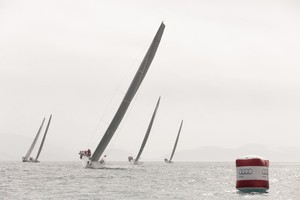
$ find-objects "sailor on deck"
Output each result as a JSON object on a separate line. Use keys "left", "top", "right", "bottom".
{"left": 128, "top": 156, "right": 133, "bottom": 162}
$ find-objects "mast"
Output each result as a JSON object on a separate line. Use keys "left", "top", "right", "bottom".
{"left": 91, "top": 22, "right": 165, "bottom": 162}
{"left": 135, "top": 97, "right": 161, "bottom": 162}
{"left": 35, "top": 114, "right": 52, "bottom": 161}
{"left": 24, "top": 118, "right": 45, "bottom": 160}
{"left": 169, "top": 120, "right": 183, "bottom": 163}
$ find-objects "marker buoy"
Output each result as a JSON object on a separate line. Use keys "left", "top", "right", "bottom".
{"left": 236, "top": 155, "right": 269, "bottom": 192}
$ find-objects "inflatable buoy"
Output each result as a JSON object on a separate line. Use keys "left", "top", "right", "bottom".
{"left": 236, "top": 155, "right": 269, "bottom": 192}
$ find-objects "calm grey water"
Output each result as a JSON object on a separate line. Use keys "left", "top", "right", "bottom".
{"left": 0, "top": 161, "right": 299, "bottom": 200}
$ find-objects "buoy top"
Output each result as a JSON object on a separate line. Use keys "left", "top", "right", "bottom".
{"left": 237, "top": 155, "right": 265, "bottom": 160}
{"left": 236, "top": 155, "right": 269, "bottom": 167}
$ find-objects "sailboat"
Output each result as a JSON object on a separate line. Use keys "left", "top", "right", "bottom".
{"left": 79, "top": 22, "right": 165, "bottom": 169}
{"left": 128, "top": 97, "right": 161, "bottom": 165}
{"left": 22, "top": 115, "right": 52, "bottom": 163}
{"left": 164, "top": 120, "right": 183, "bottom": 163}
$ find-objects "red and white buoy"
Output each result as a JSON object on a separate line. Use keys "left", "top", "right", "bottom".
{"left": 236, "top": 155, "right": 269, "bottom": 192}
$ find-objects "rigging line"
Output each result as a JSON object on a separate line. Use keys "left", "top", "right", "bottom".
{"left": 86, "top": 59, "right": 144, "bottom": 149}
{"left": 98, "top": 64, "right": 147, "bottom": 156}
{"left": 86, "top": 21, "right": 159, "bottom": 152}
{"left": 104, "top": 95, "right": 139, "bottom": 155}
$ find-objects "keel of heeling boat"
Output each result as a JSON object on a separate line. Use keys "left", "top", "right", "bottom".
{"left": 81, "top": 156, "right": 106, "bottom": 169}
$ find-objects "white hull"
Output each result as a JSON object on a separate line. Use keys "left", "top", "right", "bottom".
{"left": 81, "top": 156, "right": 106, "bottom": 169}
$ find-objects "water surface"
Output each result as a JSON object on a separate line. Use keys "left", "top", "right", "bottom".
{"left": 1, "top": 162, "right": 299, "bottom": 199}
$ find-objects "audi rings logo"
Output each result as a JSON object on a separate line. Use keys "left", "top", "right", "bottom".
{"left": 262, "top": 168, "right": 268, "bottom": 176}
{"left": 239, "top": 168, "right": 253, "bottom": 175}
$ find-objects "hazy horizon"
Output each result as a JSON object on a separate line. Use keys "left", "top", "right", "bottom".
{"left": 1, "top": 132, "right": 299, "bottom": 162}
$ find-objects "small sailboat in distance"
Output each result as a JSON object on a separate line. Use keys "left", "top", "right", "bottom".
{"left": 128, "top": 97, "right": 161, "bottom": 165}
{"left": 79, "top": 22, "right": 165, "bottom": 169}
{"left": 164, "top": 120, "right": 183, "bottom": 163}
{"left": 22, "top": 118, "right": 45, "bottom": 162}
{"left": 22, "top": 115, "right": 52, "bottom": 163}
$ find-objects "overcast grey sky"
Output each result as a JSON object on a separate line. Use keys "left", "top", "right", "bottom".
{"left": 1, "top": 0, "right": 300, "bottom": 161}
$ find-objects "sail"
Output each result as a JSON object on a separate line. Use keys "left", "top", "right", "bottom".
{"left": 24, "top": 118, "right": 45, "bottom": 160}
{"left": 135, "top": 97, "right": 161, "bottom": 162}
{"left": 35, "top": 114, "right": 52, "bottom": 161}
{"left": 91, "top": 22, "right": 165, "bottom": 162}
{"left": 169, "top": 120, "right": 183, "bottom": 162}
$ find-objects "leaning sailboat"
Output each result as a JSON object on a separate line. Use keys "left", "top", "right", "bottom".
{"left": 164, "top": 120, "right": 183, "bottom": 163}
{"left": 22, "top": 115, "right": 52, "bottom": 163}
{"left": 32, "top": 115, "right": 52, "bottom": 162}
{"left": 79, "top": 22, "right": 165, "bottom": 169}
{"left": 22, "top": 118, "right": 45, "bottom": 162}
{"left": 128, "top": 97, "right": 161, "bottom": 165}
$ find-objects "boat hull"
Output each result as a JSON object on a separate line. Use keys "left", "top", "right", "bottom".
{"left": 81, "top": 156, "right": 106, "bottom": 169}
{"left": 22, "top": 157, "right": 39, "bottom": 163}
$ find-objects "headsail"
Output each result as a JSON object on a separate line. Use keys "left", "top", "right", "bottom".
{"left": 91, "top": 22, "right": 165, "bottom": 162}
{"left": 168, "top": 120, "right": 183, "bottom": 163}
{"left": 23, "top": 118, "right": 45, "bottom": 161}
{"left": 35, "top": 114, "right": 52, "bottom": 161}
{"left": 135, "top": 97, "right": 161, "bottom": 162}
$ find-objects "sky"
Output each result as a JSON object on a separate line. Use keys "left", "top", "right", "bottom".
{"left": 1, "top": 0, "right": 300, "bottom": 161}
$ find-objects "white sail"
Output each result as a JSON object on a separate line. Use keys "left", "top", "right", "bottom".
{"left": 133, "top": 97, "right": 161, "bottom": 164}
{"left": 34, "top": 114, "right": 52, "bottom": 162}
{"left": 22, "top": 118, "right": 45, "bottom": 162}
{"left": 165, "top": 120, "right": 183, "bottom": 163}
{"left": 80, "top": 22, "right": 165, "bottom": 168}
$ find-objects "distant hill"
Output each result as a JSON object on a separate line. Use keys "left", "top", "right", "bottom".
{"left": 0, "top": 132, "right": 75, "bottom": 161}
{"left": 107, "top": 144, "right": 300, "bottom": 162}
{"left": 169, "top": 144, "right": 300, "bottom": 162}
{"left": 0, "top": 132, "right": 134, "bottom": 161}
{"left": 1, "top": 133, "right": 299, "bottom": 162}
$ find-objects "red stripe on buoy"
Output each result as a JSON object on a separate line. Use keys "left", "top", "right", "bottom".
{"left": 236, "top": 158, "right": 269, "bottom": 167}
{"left": 236, "top": 180, "right": 269, "bottom": 189}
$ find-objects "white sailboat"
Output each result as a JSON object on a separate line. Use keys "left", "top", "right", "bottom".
{"left": 164, "top": 120, "right": 183, "bottom": 163}
{"left": 22, "top": 115, "right": 52, "bottom": 163}
{"left": 79, "top": 22, "right": 165, "bottom": 169}
{"left": 128, "top": 97, "right": 161, "bottom": 165}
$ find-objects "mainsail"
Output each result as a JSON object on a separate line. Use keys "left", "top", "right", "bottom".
{"left": 168, "top": 120, "right": 183, "bottom": 163}
{"left": 35, "top": 114, "right": 52, "bottom": 161}
{"left": 23, "top": 118, "right": 45, "bottom": 161}
{"left": 91, "top": 22, "right": 165, "bottom": 162}
{"left": 135, "top": 97, "right": 161, "bottom": 162}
